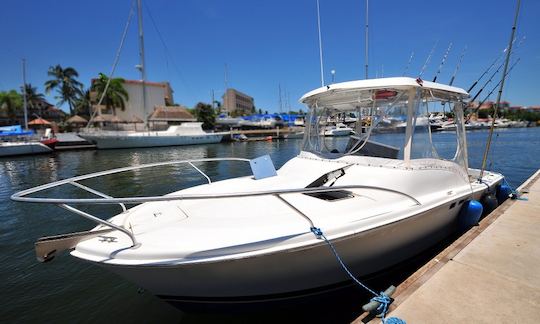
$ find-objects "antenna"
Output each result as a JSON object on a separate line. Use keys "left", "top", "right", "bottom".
{"left": 364, "top": 0, "right": 369, "bottom": 79}
{"left": 419, "top": 40, "right": 438, "bottom": 78}
{"left": 403, "top": 51, "right": 414, "bottom": 76}
{"left": 316, "top": 0, "right": 325, "bottom": 86}
{"left": 432, "top": 42, "right": 452, "bottom": 82}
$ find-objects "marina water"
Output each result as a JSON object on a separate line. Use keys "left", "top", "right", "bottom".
{"left": 1, "top": 128, "right": 539, "bottom": 323}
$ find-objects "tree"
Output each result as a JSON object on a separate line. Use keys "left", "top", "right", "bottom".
{"left": 21, "top": 83, "right": 45, "bottom": 115}
{"left": 194, "top": 102, "right": 216, "bottom": 130}
{"left": 44, "top": 64, "right": 83, "bottom": 115}
{"left": 91, "top": 73, "right": 129, "bottom": 116}
{"left": 74, "top": 89, "right": 92, "bottom": 118}
{"left": 0, "top": 90, "right": 23, "bottom": 120}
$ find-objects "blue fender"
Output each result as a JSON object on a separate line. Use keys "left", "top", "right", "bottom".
{"left": 458, "top": 200, "right": 483, "bottom": 230}
{"left": 496, "top": 183, "right": 512, "bottom": 204}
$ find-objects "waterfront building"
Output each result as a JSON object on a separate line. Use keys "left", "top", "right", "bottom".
{"left": 90, "top": 79, "right": 195, "bottom": 128}
{"left": 222, "top": 88, "right": 254, "bottom": 116}
{"left": 0, "top": 99, "right": 65, "bottom": 126}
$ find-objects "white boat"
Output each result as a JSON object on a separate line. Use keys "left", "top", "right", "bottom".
{"left": 284, "top": 131, "right": 305, "bottom": 139}
{"left": 293, "top": 116, "right": 305, "bottom": 127}
{"left": 12, "top": 77, "right": 506, "bottom": 310}
{"left": 84, "top": 1, "right": 224, "bottom": 149}
{"left": 0, "top": 125, "right": 54, "bottom": 157}
{"left": 80, "top": 123, "right": 224, "bottom": 149}
{"left": 322, "top": 123, "right": 354, "bottom": 136}
{"left": 0, "top": 141, "right": 52, "bottom": 157}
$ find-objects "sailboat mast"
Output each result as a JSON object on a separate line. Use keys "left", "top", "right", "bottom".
{"left": 364, "top": 0, "right": 369, "bottom": 79}
{"left": 21, "top": 58, "right": 28, "bottom": 130}
{"left": 136, "top": 0, "right": 148, "bottom": 125}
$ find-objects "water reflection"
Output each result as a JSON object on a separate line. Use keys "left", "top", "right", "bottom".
{"left": 1, "top": 129, "right": 539, "bottom": 323}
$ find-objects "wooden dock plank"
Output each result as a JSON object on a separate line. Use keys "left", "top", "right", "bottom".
{"left": 354, "top": 169, "right": 540, "bottom": 323}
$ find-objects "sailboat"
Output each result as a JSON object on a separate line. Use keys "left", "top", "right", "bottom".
{"left": 0, "top": 60, "right": 54, "bottom": 157}
{"left": 80, "top": 0, "right": 224, "bottom": 149}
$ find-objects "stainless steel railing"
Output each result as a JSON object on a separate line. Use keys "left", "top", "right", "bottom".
{"left": 11, "top": 157, "right": 420, "bottom": 248}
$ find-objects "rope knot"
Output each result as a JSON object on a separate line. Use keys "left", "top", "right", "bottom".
{"left": 371, "top": 292, "right": 392, "bottom": 316}
{"left": 310, "top": 226, "right": 323, "bottom": 238}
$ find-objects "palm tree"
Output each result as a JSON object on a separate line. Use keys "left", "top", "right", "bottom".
{"left": 44, "top": 65, "right": 83, "bottom": 115}
{"left": 0, "top": 90, "right": 23, "bottom": 121}
{"left": 74, "top": 89, "right": 92, "bottom": 118}
{"left": 21, "top": 83, "right": 46, "bottom": 115}
{"left": 91, "top": 73, "right": 129, "bottom": 116}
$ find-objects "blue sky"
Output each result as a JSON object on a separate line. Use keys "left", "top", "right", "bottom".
{"left": 1, "top": 0, "right": 538, "bottom": 112}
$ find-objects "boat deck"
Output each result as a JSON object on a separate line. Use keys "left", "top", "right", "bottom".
{"left": 354, "top": 169, "right": 540, "bottom": 323}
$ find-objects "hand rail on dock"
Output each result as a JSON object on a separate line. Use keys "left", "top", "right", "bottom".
{"left": 11, "top": 157, "right": 420, "bottom": 248}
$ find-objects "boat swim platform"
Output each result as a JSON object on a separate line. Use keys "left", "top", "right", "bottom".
{"left": 354, "top": 169, "right": 540, "bottom": 324}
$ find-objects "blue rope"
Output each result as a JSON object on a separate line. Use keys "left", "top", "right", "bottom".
{"left": 310, "top": 227, "right": 405, "bottom": 324}
{"left": 503, "top": 177, "right": 528, "bottom": 201}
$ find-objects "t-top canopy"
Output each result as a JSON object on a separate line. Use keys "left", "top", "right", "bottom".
{"left": 300, "top": 77, "right": 469, "bottom": 109}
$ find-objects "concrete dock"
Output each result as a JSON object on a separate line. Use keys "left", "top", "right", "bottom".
{"left": 355, "top": 169, "right": 540, "bottom": 323}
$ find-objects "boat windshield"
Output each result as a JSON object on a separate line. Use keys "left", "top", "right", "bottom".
{"left": 301, "top": 86, "right": 468, "bottom": 170}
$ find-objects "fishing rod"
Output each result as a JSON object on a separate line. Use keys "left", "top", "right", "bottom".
{"left": 418, "top": 40, "right": 438, "bottom": 79}
{"left": 466, "top": 58, "right": 520, "bottom": 122}
{"left": 402, "top": 51, "right": 414, "bottom": 76}
{"left": 432, "top": 42, "right": 452, "bottom": 82}
{"left": 449, "top": 46, "right": 467, "bottom": 86}
{"left": 469, "top": 59, "right": 505, "bottom": 102}
{"left": 467, "top": 36, "right": 521, "bottom": 93}
{"left": 469, "top": 36, "right": 524, "bottom": 102}
{"left": 479, "top": 59, "right": 521, "bottom": 109}
{"left": 479, "top": 0, "right": 521, "bottom": 180}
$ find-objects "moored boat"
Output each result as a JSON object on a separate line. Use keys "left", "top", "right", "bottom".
{"left": 80, "top": 123, "right": 224, "bottom": 149}
{"left": 0, "top": 125, "right": 54, "bottom": 157}
{"left": 12, "top": 77, "right": 507, "bottom": 310}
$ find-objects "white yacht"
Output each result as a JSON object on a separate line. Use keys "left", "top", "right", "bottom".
{"left": 322, "top": 123, "right": 354, "bottom": 136}
{"left": 13, "top": 77, "right": 506, "bottom": 310}
{"left": 80, "top": 123, "right": 224, "bottom": 149}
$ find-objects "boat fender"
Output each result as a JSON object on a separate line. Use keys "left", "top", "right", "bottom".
{"left": 496, "top": 183, "right": 512, "bottom": 204}
{"left": 481, "top": 193, "right": 498, "bottom": 216}
{"left": 458, "top": 200, "right": 483, "bottom": 229}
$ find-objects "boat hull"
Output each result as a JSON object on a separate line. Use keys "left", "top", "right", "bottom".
{"left": 323, "top": 129, "right": 352, "bottom": 136}
{"left": 81, "top": 133, "right": 223, "bottom": 149}
{"left": 96, "top": 198, "right": 462, "bottom": 309}
{"left": 0, "top": 142, "right": 53, "bottom": 157}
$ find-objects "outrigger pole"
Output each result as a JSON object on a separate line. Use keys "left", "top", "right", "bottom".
{"left": 479, "top": 0, "right": 521, "bottom": 180}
